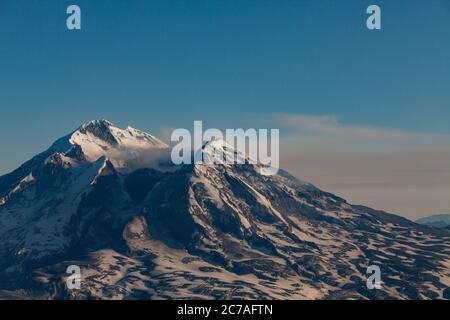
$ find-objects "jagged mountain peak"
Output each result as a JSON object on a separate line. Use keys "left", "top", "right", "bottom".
{"left": 69, "top": 120, "right": 169, "bottom": 166}
{"left": 79, "top": 119, "right": 115, "bottom": 131}
{"left": 77, "top": 119, "right": 118, "bottom": 145}
{"left": 0, "top": 121, "right": 169, "bottom": 201}
{"left": 72, "top": 119, "right": 168, "bottom": 151}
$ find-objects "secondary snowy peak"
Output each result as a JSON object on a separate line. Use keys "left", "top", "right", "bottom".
{"left": 69, "top": 120, "right": 169, "bottom": 163}
{"left": 198, "top": 138, "right": 276, "bottom": 175}
{"left": 199, "top": 138, "right": 251, "bottom": 166}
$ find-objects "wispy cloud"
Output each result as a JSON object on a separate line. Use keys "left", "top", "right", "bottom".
{"left": 274, "top": 114, "right": 450, "bottom": 143}
{"left": 262, "top": 113, "right": 450, "bottom": 219}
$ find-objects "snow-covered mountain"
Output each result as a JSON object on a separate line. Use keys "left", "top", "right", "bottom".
{"left": 0, "top": 120, "right": 449, "bottom": 300}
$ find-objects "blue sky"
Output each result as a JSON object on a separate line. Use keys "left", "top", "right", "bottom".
{"left": 1, "top": 0, "right": 449, "bottom": 217}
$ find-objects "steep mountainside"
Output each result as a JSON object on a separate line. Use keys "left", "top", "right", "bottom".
{"left": 0, "top": 120, "right": 449, "bottom": 300}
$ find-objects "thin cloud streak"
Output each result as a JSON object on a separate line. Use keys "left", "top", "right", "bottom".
{"left": 266, "top": 113, "right": 450, "bottom": 219}
{"left": 275, "top": 114, "right": 450, "bottom": 143}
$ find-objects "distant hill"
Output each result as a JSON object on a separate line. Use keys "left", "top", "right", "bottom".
{"left": 416, "top": 214, "right": 450, "bottom": 228}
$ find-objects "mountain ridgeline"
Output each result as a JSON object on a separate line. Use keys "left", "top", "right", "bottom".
{"left": 0, "top": 120, "right": 449, "bottom": 300}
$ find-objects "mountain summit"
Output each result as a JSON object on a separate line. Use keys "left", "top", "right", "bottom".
{"left": 72, "top": 119, "right": 168, "bottom": 158}
{"left": 0, "top": 121, "right": 449, "bottom": 300}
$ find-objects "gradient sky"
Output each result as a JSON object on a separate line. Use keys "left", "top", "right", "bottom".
{"left": 1, "top": 0, "right": 449, "bottom": 218}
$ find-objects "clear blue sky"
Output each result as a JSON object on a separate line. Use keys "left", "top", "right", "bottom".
{"left": 1, "top": 0, "right": 450, "bottom": 174}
